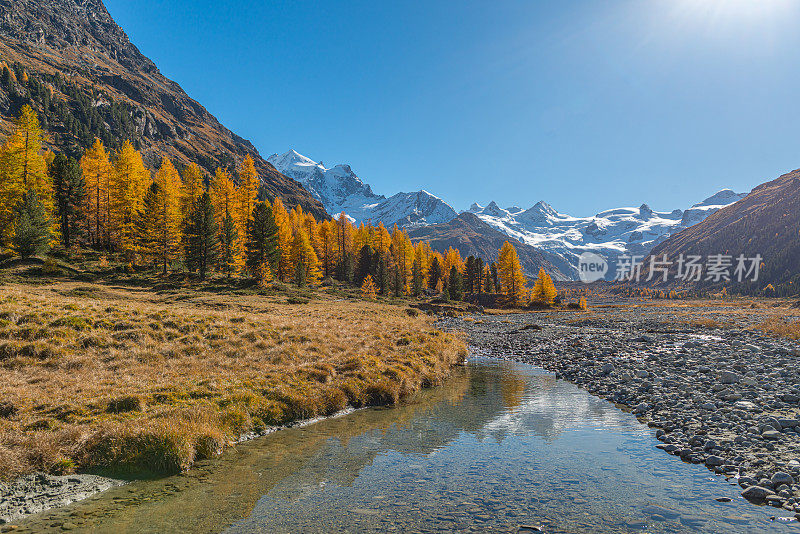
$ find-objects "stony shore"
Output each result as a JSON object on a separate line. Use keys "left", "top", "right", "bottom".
{"left": 0, "top": 474, "right": 123, "bottom": 525}
{"left": 441, "top": 305, "right": 800, "bottom": 518}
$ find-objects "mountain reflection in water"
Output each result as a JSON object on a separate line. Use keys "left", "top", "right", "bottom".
{"left": 16, "top": 358, "right": 797, "bottom": 534}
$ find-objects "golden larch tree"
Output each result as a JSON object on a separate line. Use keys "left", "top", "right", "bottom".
{"left": 237, "top": 155, "right": 259, "bottom": 229}
{"left": 291, "top": 228, "right": 322, "bottom": 287}
{"left": 181, "top": 162, "right": 205, "bottom": 218}
{"left": 151, "top": 158, "right": 183, "bottom": 272}
{"left": 111, "top": 140, "right": 149, "bottom": 257}
{"left": 530, "top": 267, "right": 557, "bottom": 306}
{"left": 81, "top": 138, "right": 114, "bottom": 248}
{"left": 497, "top": 241, "right": 528, "bottom": 307}
{"left": 0, "top": 105, "right": 51, "bottom": 244}
{"left": 361, "top": 274, "right": 378, "bottom": 300}
{"left": 272, "top": 197, "right": 294, "bottom": 282}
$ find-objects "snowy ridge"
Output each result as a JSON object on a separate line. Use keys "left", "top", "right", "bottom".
{"left": 267, "top": 150, "right": 457, "bottom": 228}
{"left": 269, "top": 149, "right": 747, "bottom": 280}
{"left": 467, "top": 189, "right": 748, "bottom": 279}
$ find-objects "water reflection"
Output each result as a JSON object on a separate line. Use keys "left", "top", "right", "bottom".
{"left": 15, "top": 358, "right": 800, "bottom": 533}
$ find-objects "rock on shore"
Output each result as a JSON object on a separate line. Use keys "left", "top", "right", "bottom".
{"left": 0, "top": 473, "right": 123, "bottom": 525}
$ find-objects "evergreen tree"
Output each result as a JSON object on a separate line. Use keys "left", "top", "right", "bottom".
{"left": 483, "top": 265, "right": 493, "bottom": 293}
{"left": 428, "top": 256, "right": 443, "bottom": 290}
{"left": 356, "top": 244, "right": 374, "bottom": 286}
{"left": 412, "top": 254, "right": 424, "bottom": 296}
{"left": 448, "top": 265, "right": 464, "bottom": 301}
{"left": 184, "top": 192, "right": 219, "bottom": 279}
{"left": 475, "top": 257, "right": 484, "bottom": 294}
{"left": 245, "top": 201, "right": 279, "bottom": 280}
{"left": 12, "top": 189, "right": 50, "bottom": 258}
{"left": 490, "top": 262, "right": 500, "bottom": 292}
{"left": 219, "top": 208, "right": 239, "bottom": 278}
{"left": 374, "top": 249, "right": 389, "bottom": 294}
{"left": 50, "top": 153, "right": 84, "bottom": 250}
{"left": 465, "top": 256, "right": 476, "bottom": 294}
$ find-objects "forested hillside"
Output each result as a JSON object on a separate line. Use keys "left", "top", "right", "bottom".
{"left": 0, "top": 0, "right": 327, "bottom": 218}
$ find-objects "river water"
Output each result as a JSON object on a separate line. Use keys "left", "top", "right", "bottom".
{"left": 16, "top": 358, "right": 800, "bottom": 533}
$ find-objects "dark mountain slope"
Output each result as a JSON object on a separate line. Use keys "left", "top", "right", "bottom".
{"left": 644, "top": 169, "right": 800, "bottom": 294}
{"left": 0, "top": 0, "right": 327, "bottom": 219}
{"left": 407, "top": 213, "right": 567, "bottom": 280}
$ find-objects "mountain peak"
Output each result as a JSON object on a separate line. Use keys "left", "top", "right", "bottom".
{"left": 269, "top": 149, "right": 322, "bottom": 171}
{"left": 692, "top": 189, "right": 748, "bottom": 208}
{"left": 267, "top": 149, "right": 456, "bottom": 228}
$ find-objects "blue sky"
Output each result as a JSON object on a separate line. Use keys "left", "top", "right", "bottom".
{"left": 104, "top": 0, "right": 800, "bottom": 215}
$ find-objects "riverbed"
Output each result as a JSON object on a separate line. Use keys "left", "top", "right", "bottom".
{"left": 11, "top": 358, "right": 800, "bottom": 533}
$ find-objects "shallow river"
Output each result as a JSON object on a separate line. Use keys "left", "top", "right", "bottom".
{"left": 17, "top": 358, "right": 800, "bottom": 533}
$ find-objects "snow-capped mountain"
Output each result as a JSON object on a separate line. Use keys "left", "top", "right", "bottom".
{"left": 467, "top": 190, "right": 748, "bottom": 279}
{"left": 267, "top": 150, "right": 457, "bottom": 228}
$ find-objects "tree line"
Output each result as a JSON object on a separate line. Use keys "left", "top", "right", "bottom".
{"left": 0, "top": 104, "right": 562, "bottom": 306}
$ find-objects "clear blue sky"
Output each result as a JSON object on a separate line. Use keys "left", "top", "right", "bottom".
{"left": 103, "top": 0, "right": 800, "bottom": 215}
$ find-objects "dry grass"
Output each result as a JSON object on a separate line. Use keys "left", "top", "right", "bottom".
{"left": 0, "top": 282, "right": 466, "bottom": 480}
{"left": 754, "top": 315, "right": 800, "bottom": 340}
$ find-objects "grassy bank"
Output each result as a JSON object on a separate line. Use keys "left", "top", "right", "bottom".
{"left": 0, "top": 279, "right": 466, "bottom": 480}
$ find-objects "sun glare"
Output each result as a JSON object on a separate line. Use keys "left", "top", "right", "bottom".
{"left": 677, "top": 0, "right": 793, "bottom": 20}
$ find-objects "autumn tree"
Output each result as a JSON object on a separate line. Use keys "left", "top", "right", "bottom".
{"left": 81, "top": 139, "right": 114, "bottom": 248}
{"left": 50, "top": 153, "right": 84, "bottom": 250}
{"left": 134, "top": 183, "right": 161, "bottom": 267}
{"left": 272, "top": 197, "right": 294, "bottom": 282}
{"left": 245, "top": 201, "right": 279, "bottom": 281}
{"left": 291, "top": 229, "right": 321, "bottom": 287}
{"left": 0, "top": 105, "right": 50, "bottom": 244}
{"left": 497, "top": 241, "right": 528, "bottom": 307}
{"left": 530, "top": 267, "right": 557, "bottom": 306}
{"left": 148, "top": 158, "right": 183, "bottom": 272}
{"left": 237, "top": 155, "right": 259, "bottom": 230}
{"left": 335, "top": 212, "right": 354, "bottom": 282}
{"left": 111, "top": 140, "right": 149, "bottom": 257}
{"left": 184, "top": 192, "right": 218, "bottom": 279}
{"left": 318, "top": 219, "right": 338, "bottom": 278}
{"left": 181, "top": 162, "right": 205, "bottom": 219}
{"left": 361, "top": 274, "right": 378, "bottom": 300}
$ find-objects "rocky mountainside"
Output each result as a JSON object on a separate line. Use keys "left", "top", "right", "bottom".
{"left": 268, "top": 149, "right": 457, "bottom": 228}
{"left": 466, "top": 190, "right": 747, "bottom": 279}
{"left": 0, "top": 0, "right": 327, "bottom": 219}
{"left": 407, "top": 213, "right": 567, "bottom": 280}
{"left": 644, "top": 170, "right": 800, "bottom": 293}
